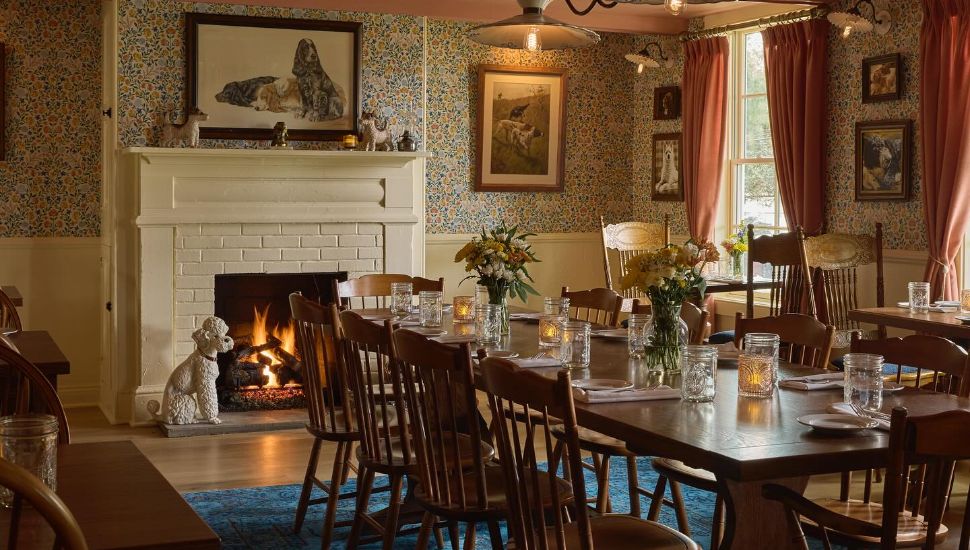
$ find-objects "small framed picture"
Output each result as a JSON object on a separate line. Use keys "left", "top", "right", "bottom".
{"left": 651, "top": 132, "right": 684, "bottom": 202}
{"left": 653, "top": 85, "right": 680, "bottom": 120}
{"left": 862, "top": 53, "right": 902, "bottom": 103}
{"left": 855, "top": 119, "right": 912, "bottom": 201}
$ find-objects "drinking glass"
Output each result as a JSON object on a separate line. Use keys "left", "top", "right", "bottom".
{"left": 390, "top": 282, "right": 413, "bottom": 317}
{"left": 0, "top": 414, "right": 58, "bottom": 507}
{"left": 681, "top": 345, "right": 717, "bottom": 402}
{"left": 538, "top": 314, "right": 565, "bottom": 348}
{"left": 476, "top": 285, "right": 490, "bottom": 308}
{"left": 961, "top": 289, "right": 970, "bottom": 314}
{"left": 419, "top": 291, "right": 443, "bottom": 328}
{"left": 560, "top": 321, "right": 591, "bottom": 369}
{"left": 738, "top": 333, "right": 779, "bottom": 398}
{"left": 628, "top": 313, "right": 650, "bottom": 358}
{"left": 543, "top": 297, "right": 570, "bottom": 316}
{"left": 475, "top": 304, "right": 502, "bottom": 345}
{"left": 908, "top": 282, "right": 930, "bottom": 313}
{"left": 844, "top": 353, "right": 884, "bottom": 412}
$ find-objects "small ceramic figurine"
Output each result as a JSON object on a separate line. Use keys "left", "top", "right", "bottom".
{"left": 161, "top": 108, "right": 208, "bottom": 148}
{"left": 359, "top": 111, "right": 394, "bottom": 151}
{"left": 397, "top": 130, "right": 418, "bottom": 152}
{"left": 271, "top": 121, "right": 289, "bottom": 148}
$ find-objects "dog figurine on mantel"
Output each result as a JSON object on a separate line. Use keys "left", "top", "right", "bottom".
{"left": 147, "top": 317, "right": 233, "bottom": 425}
{"left": 161, "top": 108, "right": 209, "bottom": 148}
{"left": 359, "top": 111, "right": 394, "bottom": 151}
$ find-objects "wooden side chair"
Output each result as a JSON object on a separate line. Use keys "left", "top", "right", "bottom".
{"left": 0, "top": 458, "right": 87, "bottom": 550}
{"left": 561, "top": 287, "right": 623, "bottom": 327}
{"left": 333, "top": 274, "right": 444, "bottom": 309}
{"left": 0, "top": 288, "right": 22, "bottom": 332}
{"left": 746, "top": 225, "right": 817, "bottom": 319}
{"left": 630, "top": 300, "right": 709, "bottom": 344}
{"left": 0, "top": 346, "right": 70, "bottom": 444}
{"left": 601, "top": 215, "right": 671, "bottom": 298}
{"left": 764, "top": 406, "right": 970, "bottom": 549}
{"left": 480, "top": 357, "right": 700, "bottom": 550}
{"left": 734, "top": 312, "right": 835, "bottom": 369}
{"left": 804, "top": 223, "right": 885, "bottom": 347}
{"left": 288, "top": 294, "right": 359, "bottom": 546}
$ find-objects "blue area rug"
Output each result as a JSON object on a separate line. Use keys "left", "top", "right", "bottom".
{"left": 184, "top": 457, "right": 833, "bottom": 549}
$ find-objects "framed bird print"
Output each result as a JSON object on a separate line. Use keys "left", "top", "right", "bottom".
{"left": 475, "top": 65, "right": 567, "bottom": 192}
{"left": 185, "top": 13, "right": 361, "bottom": 141}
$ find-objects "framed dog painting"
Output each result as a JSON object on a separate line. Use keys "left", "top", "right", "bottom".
{"left": 855, "top": 119, "right": 912, "bottom": 201}
{"left": 185, "top": 13, "right": 361, "bottom": 141}
{"left": 653, "top": 85, "right": 680, "bottom": 120}
{"left": 651, "top": 133, "right": 684, "bottom": 201}
{"left": 862, "top": 53, "right": 902, "bottom": 103}
{"left": 475, "top": 65, "right": 567, "bottom": 192}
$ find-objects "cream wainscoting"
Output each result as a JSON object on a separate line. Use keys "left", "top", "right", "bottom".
{"left": 0, "top": 238, "right": 105, "bottom": 406}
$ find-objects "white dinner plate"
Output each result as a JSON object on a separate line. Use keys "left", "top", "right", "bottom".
{"left": 572, "top": 378, "right": 634, "bottom": 392}
{"left": 956, "top": 315, "right": 970, "bottom": 325}
{"left": 797, "top": 413, "right": 878, "bottom": 435}
{"left": 410, "top": 327, "right": 447, "bottom": 337}
{"left": 896, "top": 301, "right": 909, "bottom": 308}
{"left": 592, "top": 329, "right": 628, "bottom": 340}
{"left": 486, "top": 350, "right": 519, "bottom": 359}
{"left": 883, "top": 381, "right": 905, "bottom": 392}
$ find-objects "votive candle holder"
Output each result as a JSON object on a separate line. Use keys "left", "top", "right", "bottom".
{"left": 453, "top": 295, "right": 475, "bottom": 322}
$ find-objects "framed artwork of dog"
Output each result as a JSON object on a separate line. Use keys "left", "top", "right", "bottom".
{"left": 855, "top": 119, "right": 911, "bottom": 201}
{"left": 651, "top": 132, "right": 684, "bottom": 201}
{"left": 653, "top": 85, "right": 680, "bottom": 120}
{"left": 185, "top": 13, "right": 361, "bottom": 141}
{"left": 475, "top": 65, "right": 567, "bottom": 192}
{"left": 862, "top": 53, "right": 902, "bottom": 103}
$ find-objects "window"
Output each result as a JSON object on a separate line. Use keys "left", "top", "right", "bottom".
{"left": 729, "top": 30, "right": 784, "bottom": 236}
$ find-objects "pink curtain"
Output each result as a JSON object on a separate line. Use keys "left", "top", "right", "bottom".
{"left": 921, "top": 0, "right": 970, "bottom": 300}
{"left": 762, "top": 19, "right": 828, "bottom": 236}
{"left": 682, "top": 37, "right": 729, "bottom": 242}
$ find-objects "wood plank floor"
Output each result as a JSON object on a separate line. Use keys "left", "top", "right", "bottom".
{"left": 66, "top": 407, "right": 969, "bottom": 548}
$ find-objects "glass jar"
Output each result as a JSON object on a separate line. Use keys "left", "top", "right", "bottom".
{"left": 844, "top": 353, "right": 884, "bottom": 412}
{"left": 908, "top": 282, "right": 930, "bottom": 313}
{"left": 560, "top": 321, "right": 591, "bottom": 370}
{"left": 628, "top": 313, "right": 650, "bottom": 358}
{"left": 538, "top": 314, "right": 565, "bottom": 348}
{"left": 475, "top": 304, "right": 502, "bottom": 346}
{"left": 453, "top": 295, "right": 476, "bottom": 323}
{"left": 390, "top": 282, "right": 413, "bottom": 317}
{"left": 961, "top": 289, "right": 970, "bottom": 314}
{"left": 643, "top": 301, "right": 689, "bottom": 373}
{"left": 419, "top": 291, "right": 443, "bottom": 328}
{"left": 681, "top": 345, "right": 717, "bottom": 402}
{"left": 738, "top": 333, "right": 779, "bottom": 398}
{"left": 0, "top": 414, "right": 58, "bottom": 507}
{"left": 543, "top": 297, "right": 570, "bottom": 316}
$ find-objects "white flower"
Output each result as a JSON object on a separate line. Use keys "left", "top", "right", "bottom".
{"left": 503, "top": 271, "right": 515, "bottom": 281}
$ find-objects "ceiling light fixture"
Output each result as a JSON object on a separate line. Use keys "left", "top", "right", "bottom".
{"left": 467, "top": 0, "right": 601, "bottom": 51}
{"left": 624, "top": 41, "right": 674, "bottom": 73}
{"left": 665, "top": 0, "right": 686, "bottom": 16}
{"left": 826, "top": 0, "right": 891, "bottom": 39}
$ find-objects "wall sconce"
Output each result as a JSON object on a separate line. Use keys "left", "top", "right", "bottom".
{"left": 624, "top": 42, "right": 674, "bottom": 74}
{"left": 827, "top": 0, "right": 892, "bottom": 39}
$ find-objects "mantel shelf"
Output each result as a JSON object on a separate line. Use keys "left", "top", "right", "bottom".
{"left": 122, "top": 147, "right": 432, "bottom": 160}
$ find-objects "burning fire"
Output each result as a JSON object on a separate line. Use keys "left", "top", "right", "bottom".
{"left": 251, "top": 305, "right": 297, "bottom": 388}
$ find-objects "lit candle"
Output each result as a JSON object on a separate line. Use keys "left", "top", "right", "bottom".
{"left": 738, "top": 354, "right": 774, "bottom": 398}
{"left": 342, "top": 134, "right": 358, "bottom": 150}
{"left": 453, "top": 296, "right": 475, "bottom": 322}
{"left": 538, "top": 314, "right": 565, "bottom": 348}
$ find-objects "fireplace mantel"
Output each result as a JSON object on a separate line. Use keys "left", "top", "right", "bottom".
{"left": 106, "top": 147, "right": 430, "bottom": 424}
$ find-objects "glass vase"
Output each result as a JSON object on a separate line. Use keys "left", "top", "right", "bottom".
{"left": 731, "top": 252, "right": 745, "bottom": 280}
{"left": 487, "top": 286, "right": 510, "bottom": 335}
{"left": 644, "top": 300, "right": 688, "bottom": 374}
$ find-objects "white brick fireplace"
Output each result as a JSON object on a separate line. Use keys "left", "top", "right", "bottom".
{"left": 107, "top": 148, "right": 429, "bottom": 424}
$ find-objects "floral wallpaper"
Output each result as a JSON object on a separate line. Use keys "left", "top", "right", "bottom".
{"left": 0, "top": 0, "right": 102, "bottom": 237}
{"left": 824, "top": 0, "right": 924, "bottom": 250}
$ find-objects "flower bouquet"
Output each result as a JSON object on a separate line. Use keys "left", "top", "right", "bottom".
{"left": 620, "top": 241, "right": 719, "bottom": 373}
{"left": 455, "top": 223, "right": 540, "bottom": 333}
{"left": 721, "top": 223, "right": 749, "bottom": 280}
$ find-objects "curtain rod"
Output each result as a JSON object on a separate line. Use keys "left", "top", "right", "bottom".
{"left": 680, "top": 6, "right": 829, "bottom": 41}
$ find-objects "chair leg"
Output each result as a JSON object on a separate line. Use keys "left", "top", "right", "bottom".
{"left": 381, "top": 474, "right": 406, "bottom": 550}
{"left": 448, "top": 520, "right": 461, "bottom": 550}
{"left": 293, "top": 437, "right": 323, "bottom": 533}
{"left": 463, "top": 523, "right": 477, "bottom": 550}
{"left": 647, "top": 475, "right": 668, "bottom": 521}
{"left": 320, "top": 441, "right": 348, "bottom": 550}
{"left": 552, "top": 439, "right": 569, "bottom": 482}
{"left": 346, "top": 465, "right": 375, "bottom": 549}
{"left": 487, "top": 519, "right": 503, "bottom": 550}
{"left": 416, "top": 512, "right": 436, "bottom": 550}
{"left": 669, "top": 480, "right": 691, "bottom": 536}
{"left": 595, "top": 454, "right": 612, "bottom": 513}
{"left": 339, "top": 441, "right": 355, "bottom": 484}
{"left": 625, "top": 456, "right": 641, "bottom": 518}
{"left": 711, "top": 495, "right": 725, "bottom": 548}
{"left": 434, "top": 524, "right": 445, "bottom": 550}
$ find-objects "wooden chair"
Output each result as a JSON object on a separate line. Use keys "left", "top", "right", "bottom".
{"left": 763, "top": 406, "right": 970, "bottom": 550}
{"left": 733, "top": 312, "right": 835, "bottom": 369}
{"left": 746, "top": 225, "right": 817, "bottom": 319}
{"left": 804, "top": 223, "right": 885, "bottom": 347}
{"left": 0, "top": 288, "right": 22, "bottom": 332}
{"left": 333, "top": 274, "right": 444, "bottom": 309}
{"left": 480, "top": 357, "right": 700, "bottom": 550}
{"left": 630, "top": 300, "right": 709, "bottom": 344}
{"left": 0, "top": 458, "right": 87, "bottom": 550}
{"left": 561, "top": 287, "right": 624, "bottom": 327}
{"left": 601, "top": 215, "right": 671, "bottom": 298}
{"left": 288, "top": 293, "right": 359, "bottom": 546}
{"left": 0, "top": 345, "right": 70, "bottom": 444}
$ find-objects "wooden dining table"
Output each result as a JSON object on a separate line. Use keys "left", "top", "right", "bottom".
{"left": 4, "top": 330, "right": 71, "bottom": 390}
{"left": 849, "top": 305, "right": 970, "bottom": 340}
{"left": 1, "top": 285, "right": 23, "bottom": 307}
{"left": 402, "top": 310, "right": 970, "bottom": 550}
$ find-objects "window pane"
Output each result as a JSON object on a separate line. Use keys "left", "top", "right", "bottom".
{"left": 744, "top": 32, "right": 766, "bottom": 94}
{"left": 737, "top": 163, "right": 778, "bottom": 227}
{"left": 743, "top": 96, "right": 773, "bottom": 158}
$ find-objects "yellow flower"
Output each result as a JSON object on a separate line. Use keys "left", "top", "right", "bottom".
{"left": 455, "top": 241, "right": 477, "bottom": 263}
{"left": 735, "top": 242, "right": 749, "bottom": 253}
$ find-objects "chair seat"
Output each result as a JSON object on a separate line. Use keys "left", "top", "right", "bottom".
{"left": 553, "top": 514, "right": 699, "bottom": 549}
{"left": 651, "top": 457, "right": 718, "bottom": 492}
{"left": 803, "top": 499, "right": 948, "bottom": 547}
{"left": 551, "top": 425, "right": 633, "bottom": 457}
{"left": 707, "top": 330, "right": 735, "bottom": 345}
{"left": 357, "top": 433, "right": 495, "bottom": 471}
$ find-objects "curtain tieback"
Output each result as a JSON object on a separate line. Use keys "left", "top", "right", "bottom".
{"left": 931, "top": 257, "right": 951, "bottom": 273}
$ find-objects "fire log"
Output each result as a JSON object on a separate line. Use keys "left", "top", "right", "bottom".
{"left": 233, "top": 335, "right": 283, "bottom": 361}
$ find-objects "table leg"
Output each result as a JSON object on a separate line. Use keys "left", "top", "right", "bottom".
{"left": 718, "top": 476, "right": 809, "bottom": 550}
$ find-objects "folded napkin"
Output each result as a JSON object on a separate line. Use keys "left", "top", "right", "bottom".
{"left": 936, "top": 300, "right": 960, "bottom": 307}
{"left": 573, "top": 385, "right": 681, "bottom": 403}
{"left": 392, "top": 319, "right": 422, "bottom": 327}
{"left": 509, "top": 312, "right": 544, "bottom": 321}
{"left": 714, "top": 342, "right": 739, "bottom": 360}
{"left": 826, "top": 402, "right": 889, "bottom": 431}
{"left": 510, "top": 356, "right": 562, "bottom": 368}
{"left": 780, "top": 372, "right": 844, "bottom": 391}
{"left": 432, "top": 334, "right": 478, "bottom": 344}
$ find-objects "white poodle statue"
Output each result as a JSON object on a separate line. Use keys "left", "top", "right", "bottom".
{"left": 147, "top": 317, "right": 233, "bottom": 425}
